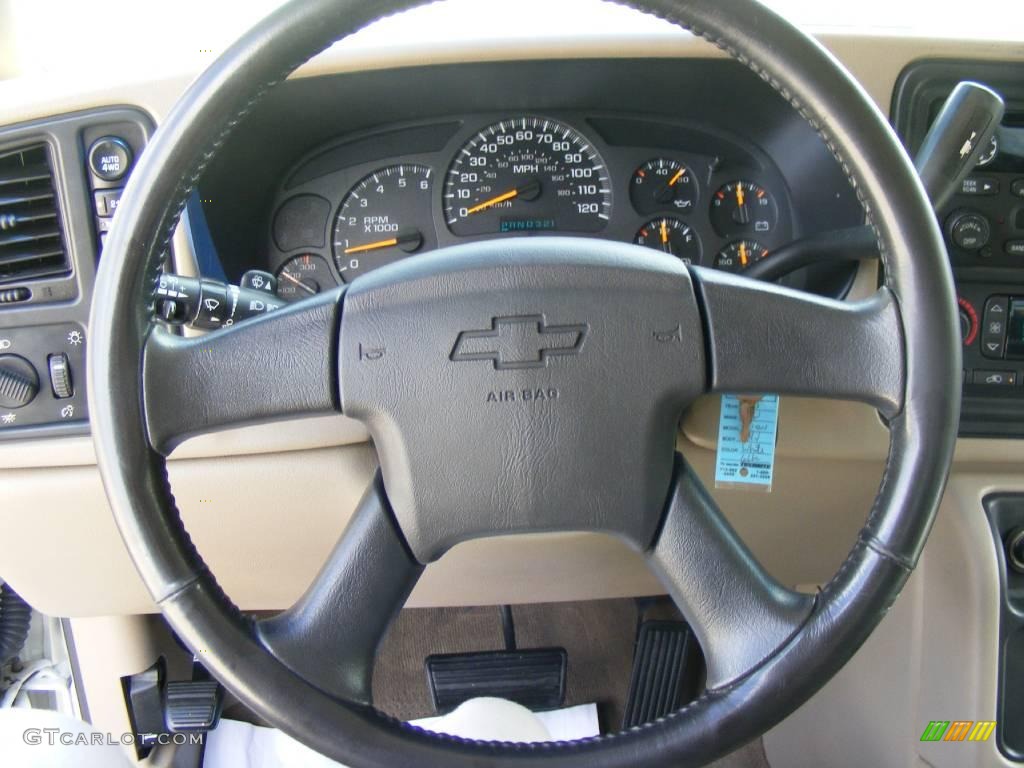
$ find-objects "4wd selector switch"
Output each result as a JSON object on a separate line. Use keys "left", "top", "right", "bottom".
{"left": 88, "top": 136, "right": 132, "bottom": 182}
{"left": 0, "top": 354, "right": 40, "bottom": 409}
{"left": 1008, "top": 528, "right": 1024, "bottom": 574}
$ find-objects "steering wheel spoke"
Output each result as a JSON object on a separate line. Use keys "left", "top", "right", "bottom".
{"left": 142, "top": 290, "right": 343, "bottom": 454}
{"left": 256, "top": 471, "right": 422, "bottom": 705}
{"left": 648, "top": 455, "right": 814, "bottom": 689}
{"left": 693, "top": 267, "right": 905, "bottom": 418}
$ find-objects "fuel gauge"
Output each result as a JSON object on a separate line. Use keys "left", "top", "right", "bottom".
{"left": 634, "top": 217, "right": 701, "bottom": 263}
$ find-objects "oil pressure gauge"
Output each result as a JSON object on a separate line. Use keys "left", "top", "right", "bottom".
{"left": 630, "top": 158, "right": 698, "bottom": 215}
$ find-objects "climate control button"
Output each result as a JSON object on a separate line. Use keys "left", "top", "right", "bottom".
{"left": 0, "top": 354, "right": 40, "bottom": 409}
{"left": 982, "top": 296, "right": 1009, "bottom": 359}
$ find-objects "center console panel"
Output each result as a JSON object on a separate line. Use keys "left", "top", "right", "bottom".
{"left": 894, "top": 59, "right": 1024, "bottom": 437}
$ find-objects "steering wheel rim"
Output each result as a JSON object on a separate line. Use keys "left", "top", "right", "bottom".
{"left": 87, "top": 1, "right": 960, "bottom": 766}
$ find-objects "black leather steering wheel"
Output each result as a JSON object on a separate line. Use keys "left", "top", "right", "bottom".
{"left": 87, "top": 1, "right": 961, "bottom": 765}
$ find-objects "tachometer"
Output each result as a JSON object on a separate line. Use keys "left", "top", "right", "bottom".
{"left": 332, "top": 164, "right": 435, "bottom": 282}
{"left": 443, "top": 117, "right": 611, "bottom": 237}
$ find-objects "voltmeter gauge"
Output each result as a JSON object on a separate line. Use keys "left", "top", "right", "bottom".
{"left": 710, "top": 181, "right": 778, "bottom": 237}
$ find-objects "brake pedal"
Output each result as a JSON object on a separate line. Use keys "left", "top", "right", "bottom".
{"left": 426, "top": 648, "right": 567, "bottom": 714}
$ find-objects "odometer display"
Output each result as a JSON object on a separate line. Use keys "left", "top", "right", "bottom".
{"left": 444, "top": 117, "right": 611, "bottom": 237}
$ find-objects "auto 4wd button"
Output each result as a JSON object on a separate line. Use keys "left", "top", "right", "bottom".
{"left": 88, "top": 137, "right": 132, "bottom": 182}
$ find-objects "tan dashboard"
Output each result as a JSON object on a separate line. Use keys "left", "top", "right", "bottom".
{"left": 0, "top": 28, "right": 1022, "bottom": 621}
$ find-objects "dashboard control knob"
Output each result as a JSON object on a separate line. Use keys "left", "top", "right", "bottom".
{"left": 1008, "top": 528, "right": 1024, "bottom": 574}
{"left": 47, "top": 353, "right": 73, "bottom": 399}
{"left": 957, "top": 296, "right": 978, "bottom": 346}
{"left": 959, "top": 310, "right": 971, "bottom": 340}
{"left": 0, "top": 354, "right": 40, "bottom": 409}
{"left": 949, "top": 211, "right": 991, "bottom": 251}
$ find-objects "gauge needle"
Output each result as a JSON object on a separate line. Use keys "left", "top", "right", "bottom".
{"left": 466, "top": 179, "right": 541, "bottom": 215}
{"left": 660, "top": 218, "right": 669, "bottom": 246}
{"left": 656, "top": 169, "right": 686, "bottom": 203}
{"left": 344, "top": 229, "right": 423, "bottom": 255}
{"left": 739, "top": 241, "right": 749, "bottom": 267}
{"left": 279, "top": 270, "right": 316, "bottom": 295}
{"left": 735, "top": 185, "right": 746, "bottom": 207}
{"left": 344, "top": 237, "right": 397, "bottom": 254}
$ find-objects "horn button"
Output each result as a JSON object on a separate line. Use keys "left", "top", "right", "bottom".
{"left": 339, "top": 238, "right": 706, "bottom": 562}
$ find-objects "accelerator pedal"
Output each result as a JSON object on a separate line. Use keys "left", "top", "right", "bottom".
{"left": 622, "top": 620, "right": 701, "bottom": 729}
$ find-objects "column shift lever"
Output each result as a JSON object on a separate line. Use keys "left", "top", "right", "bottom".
{"left": 913, "top": 81, "right": 1005, "bottom": 210}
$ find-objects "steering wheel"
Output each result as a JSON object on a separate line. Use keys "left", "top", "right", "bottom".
{"left": 87, "top": 1, "right": 960, "bottom": 765}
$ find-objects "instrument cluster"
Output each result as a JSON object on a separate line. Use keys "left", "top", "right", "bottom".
{"left": 264, "top": 113, "right": 794, "bottom": 302}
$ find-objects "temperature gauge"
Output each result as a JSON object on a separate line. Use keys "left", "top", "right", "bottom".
{"left": 710, "top": 181, "right": 778, "bottom": 237}
{"left": 275, "top": 254, "right": 338, "bottom": 302}
{"left": 714, "top": 240, "right": 768, "bottom": 272}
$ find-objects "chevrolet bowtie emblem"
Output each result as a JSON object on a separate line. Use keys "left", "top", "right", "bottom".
{"left": 450, "top": 315, "right": 588, "bottom": 370}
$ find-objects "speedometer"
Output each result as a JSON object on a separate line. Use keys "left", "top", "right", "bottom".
{"left": 443, "top": 117, "right": 611, "bottom": 237}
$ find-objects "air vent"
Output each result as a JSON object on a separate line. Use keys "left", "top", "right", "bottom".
{"left": 0, "top": 144, "right": 69, "bottom": 285}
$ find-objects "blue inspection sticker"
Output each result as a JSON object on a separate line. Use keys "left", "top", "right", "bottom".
{"left": 715, "top": 395, "right": 780, "bottom": 491}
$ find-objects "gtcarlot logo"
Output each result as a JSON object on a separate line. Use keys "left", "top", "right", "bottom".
{"left": 22, "top": 728, "right": 204, "bottom": 747}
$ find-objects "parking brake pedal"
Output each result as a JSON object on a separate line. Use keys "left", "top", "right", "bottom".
{"left": 123, "top": 657, "right": 224, "bottom": 766}
{"left": 622, "top": 621, "right": 701, "bottom": 729}
{"left": 164, "top": 679, "right": 224, "bottom": 733}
